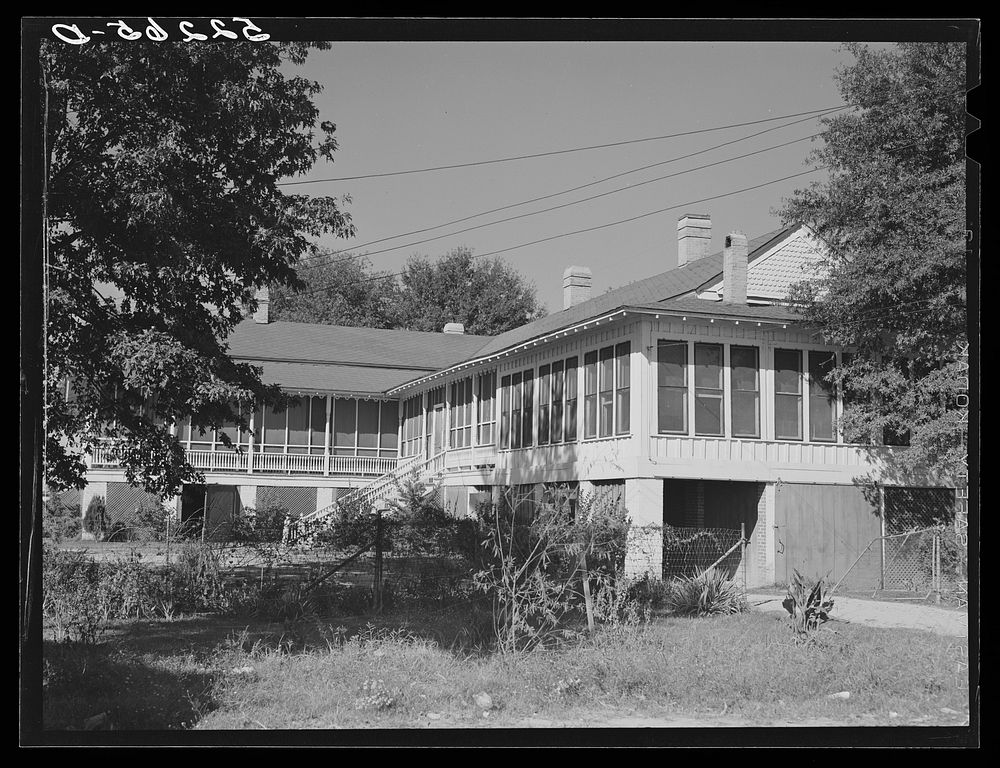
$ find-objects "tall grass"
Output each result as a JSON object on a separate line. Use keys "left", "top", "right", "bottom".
{"left": 665, "top": 569, "right": 749, "bottom": 617}
{"left": 194, "top": 611, "right": 969, "bottom": 729}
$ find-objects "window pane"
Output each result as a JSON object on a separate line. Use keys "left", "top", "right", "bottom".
{"left": 287, "top": 398, "right": 309, "bottom": 446}
{"left": 565, "top": 357, "right": 578, "bottom": 441}
{"left": 599, "top": 347, "right": 614, "bottom": 390}
{"left": 565, "top": 357, "right": 578, "bottom": 399}
{"left": 658, "top": 388, "right": 687, "bottom": 433}
{"left": 775, "top": 349, "right": 803, "bottom": 440}
{"left": 775, "top": 394, "right": 802, "bottom": 440}
{"left": 694, "top": 344, "right": 723, "bottom": 389}
{"left": 809, "top": 351, "right": 836, "bottom": 442}
{"left": 810, "top": 396, "right": 836, "bottom": 442}
{"left": 380, "top": 401, "right": 398, "bottom": 451}
{"left": 732, "top": 391, "right": 760, "bottom": 438}
{"left": 551, "top": 361, "right": 564, "bottom": 443}
{"left": 264, "top": 404, "right": 285, "bottom": 447}
{"left": 522, "top": 372, "right": 534, "bottom": 447}
{"left": 695, "top": 392, "right": 723, "bottom": 436}
{"left": 694, "top": 344, "right": 723, "bottom": 436}
{"left": 616, "top": 389, "right": 630, "bottom": 434}
{"left": 357, "top": 400, "right": 379, "bottom": 449}
{"left": 657, "top": 341, "right": 688, "bottom": 434}
{"left": 511, "top": 373, "right": 522, "bottom": 449}
{"left": 310, "top": 396, "right": 327, "bottom": 449}
{"left": 218, "top": 404, "right": 239, "bottom": 446}
{"left": 774, "top": 349, "right": 802, "bottom": 393}
{"left": 584, "top": 351, "right": 598, "bottom": 396}
{"left": 731, "top": 346, "right": 759, "bottom": 391}
{"left": 657, "top": 341, "right": 686, "bottom": 386}
{"left": 334, "top": 398, "right": 357, "bottom": 448}
{"left": 616, "top": 343, "right": 630, "bottom": 388}
{"left": 500, "top": 375, "right": 511, "bottom": 448}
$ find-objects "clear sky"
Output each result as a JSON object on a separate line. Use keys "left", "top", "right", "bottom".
{"left": 283, "top": 41, "right": 865, "bottom": 313}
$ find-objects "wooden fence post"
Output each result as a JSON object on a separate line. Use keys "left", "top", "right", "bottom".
{"left": 373, "top": 502, "right": 385, "bottom": 613}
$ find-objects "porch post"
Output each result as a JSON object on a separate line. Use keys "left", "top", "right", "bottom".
{"left": 444, "top": 381, "right": 452, "bottom": 451}
{"left": 247, "top": 409, "right": 255, "bottom": 475}
{"left": 324, "top": 395, "right": 332, "bottom": 476}
{"left": 624, "top": 478, "right": 663, "bottom": 579}
{"left": 471, "top": 372, "right": 479, "bottom": 447}
{"left": 421, "top": 390, "right": 429, "bottom": 459}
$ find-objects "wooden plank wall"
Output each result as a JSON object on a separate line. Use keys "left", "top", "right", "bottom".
{"left": 774, "top": 483, "right": 882, "bottom": 590}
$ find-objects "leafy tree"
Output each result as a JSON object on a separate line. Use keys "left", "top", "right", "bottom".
{"left": 43, "top": 41, "right": 355, "bottom": 496}
{"left": 397, "top": 247, "right": 546, "bottom": 335}
{"left": 270, "top": 253, "right": 400, "bottom": 328}
{"left": 780, "top": 42, "right": 968, "bottom": 479}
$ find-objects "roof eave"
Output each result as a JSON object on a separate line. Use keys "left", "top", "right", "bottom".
{"left": 386, "top": 304, "right": 805, "bottom": 396}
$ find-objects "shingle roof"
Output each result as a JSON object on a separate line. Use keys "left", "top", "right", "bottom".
{"left": 470, "top": 226, "right": 795, "bottom": 358}
{"left": 252, "top": 361, "right": 428, "bottom": 395}
{"left": 228, "top": 225, "right": 804, "bottom": 395}
{"left": 632, "top": 296, "right": 803, "bottom": 322}
{"left": 227, "top": 319, "right": 492, "bottom": 371}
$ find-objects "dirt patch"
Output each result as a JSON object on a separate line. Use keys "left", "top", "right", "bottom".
{"left": 748, "top": 594, "right": 969, "bottom": 637}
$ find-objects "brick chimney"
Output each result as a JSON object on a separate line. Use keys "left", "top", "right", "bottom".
{"left": 677, "top": 214, "right": 712, "bottom": 267}
{"left": 562, "top": 266, "right": 592, "bottom": 309}
{"left": 443, "top": 322, "right": 465, "bottom": 335}
{"left": 722, "top": 232, "right": 748, "bottom": 305}
{"left": 253, "top": 286, "right": 270, "bottom": 324}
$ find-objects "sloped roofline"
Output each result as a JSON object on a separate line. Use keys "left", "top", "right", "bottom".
{"left": 386, "top": 224, "right": 808, "bottom": 395}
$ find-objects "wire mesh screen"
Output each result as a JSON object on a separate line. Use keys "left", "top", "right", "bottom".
{"left": 379, "top": 518, "right": 480, "bottom": 601}
{"left": 882, "top": 529, "right": 937, "bottom": 592}
{"left": 255, "top": 486, "right": 318, "bottom": 519}
{"left": 57, "top": 488, "right": 81, "bottom": 511}
{"left": 662, "top": 525, "right": 744, "bottom": 581}
{"left": 106, "top": 482, "right": 161, "bottom": 525}
{"left": 881, "top": 487, "right": 959, "bottom": 594}
{"left": 884, "top": 487, "right": 956, "bottom": 533}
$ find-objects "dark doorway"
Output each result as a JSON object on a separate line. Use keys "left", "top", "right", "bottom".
{"left": 180, "top": 483, "right": 206, "bottom": 533}
{"left": 661, "top": 480, "right": 764, "bottom": 585}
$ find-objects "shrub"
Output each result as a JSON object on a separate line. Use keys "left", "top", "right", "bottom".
{"left": 43, "top": 496, "right": 81, "bottom": 542}
{"left": 105, "top": 503, "right": 171, "bottom": 542}
{"left": 473, "top": 486, "right": 631, "bottom": 653}
{"left": 782, "top": 569, "right": 834, "bottom": 640}
{"left": 42, "top": 545, "right": 103, "bottom": 643}
{"left": 83, "top": 495, "right": 107, "bottom": 540}
{"left": 233, "top": 505, "right": 289, "bottom": 543}
{"left": 593, "top": 573, "right": 672, "bottom": 625}
{"left": 666, "top": 568, "right": 749, "bottom": 617}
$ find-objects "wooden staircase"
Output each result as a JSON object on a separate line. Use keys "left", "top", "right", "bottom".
{"left": 283, "top": 450, "right": 448, "bottom": 546}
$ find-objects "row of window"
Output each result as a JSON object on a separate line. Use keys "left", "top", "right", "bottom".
{"left": 657, "top": 341, "right": 838, "bottom": 441}
{"left": 180, "top": 396, "right": 399, "bottom": 457}
{"left": 399, "top": 371, "right": 499, "bottom": 457}
{"left": 498, "top": 342, "right": 631, "bottom": 450}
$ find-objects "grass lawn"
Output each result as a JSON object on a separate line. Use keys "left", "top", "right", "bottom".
{"left": 42, "top": 608, "right": 971, "bottom": 732}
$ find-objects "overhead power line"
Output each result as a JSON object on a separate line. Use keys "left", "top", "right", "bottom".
{"left": 293, "top": 166, "right": 828, "bottom": 297}
{"left": 298, "top": 107, "right": 845, "bottom": 270}
{"left": 279, "top": 103, "right": 848, "bottom": 186}
{"left": 299, "top": 133, "right": 821, "bottom": 268}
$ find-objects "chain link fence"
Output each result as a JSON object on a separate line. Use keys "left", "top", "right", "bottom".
{"left": 661, "top": 525, "right": 748, "bottom": 585}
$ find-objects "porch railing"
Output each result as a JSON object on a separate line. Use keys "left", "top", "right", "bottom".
{"left": 86, "top": 444, "right": 398, "bottom": 477}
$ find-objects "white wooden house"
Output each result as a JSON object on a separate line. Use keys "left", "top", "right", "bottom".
{"left": 79, "top": 214, "right": 957, "bottom": 587}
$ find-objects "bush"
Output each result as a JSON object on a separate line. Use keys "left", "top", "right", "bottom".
{"left": 83, "top": 495, "right": 107, "bottom": 540}
{"left": 233, "top": 505, "right": 289, "bottom": 543}
{"left": 666, "top": 568, "right": 749, "bottom": 617}
{"left": 42, "top": 545, "right": 103, "bottom": 643}
{"left": 781, "top": 569, "right": 834, "bottom": 640}
{"left": 43, "top": 496, "right": 81, "bottom": 542}
{"left": 473, "top": 486, "right": 631, "bottom": 653}
{"left": 42, "top": 540, "right": 267, "bottom": 641}
{"left": 105, "top": 503, "right": 171, "bottom": 543}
